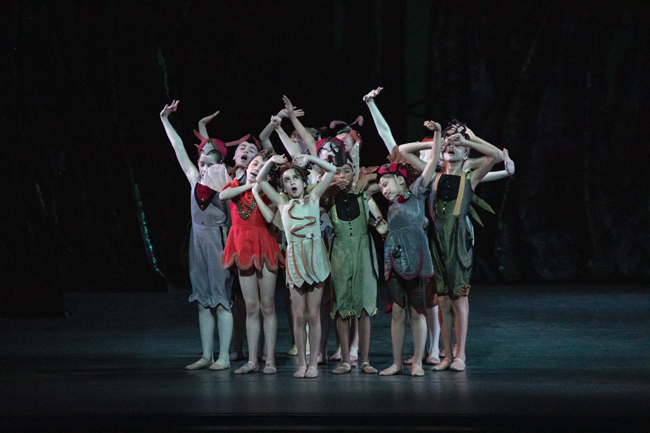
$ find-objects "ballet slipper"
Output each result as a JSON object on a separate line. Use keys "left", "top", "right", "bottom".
{"left": 449, "top": 358, "right": 466, "bottom": 372}
{"left": 234, "top": 361, "right": 259, "bottom": 374}
{"left": 360, "top": 362, "right": 377, "bottom": 374}
{"left": 293, "top": 366, "right": 307, "bottom": 378}
{"left": 439, "top": 348, "right": 445, "bottom": 358}
{"left": 425, "top": 355, "right": 440, "bottom": 365}
{"left": 287, "top": 345, "right": 298, "bottom": 356}
{"left": 403, "top": 356, "right": 414, "bottom": 365}
{"left": 329, "top": 346, "right": 342, "bottom": 360}
{"left": 305, "top": 366, "right": 318, "bottom": 378}
{"left": 316, "top": 354, "right": 325, "bottom": 365}
{"left": 208, "top": 360, "right": 230, "bottom": 371}
{"left": 263, "top": 362, "right": 277, "bottom": 375}
{"left": 332, "top": 362, "right": 352, "bottom": 374}
{"left": 379, "top": 364, "right": 403, "bottom": 376}
{"left": 432, "top": 358, "right": 452, "bottom": 371}
{"left": 411, "top": 364, "right": 425, "bottom": 376}
{"left": 185, "top": 357, "right": 212, "bottom": 370}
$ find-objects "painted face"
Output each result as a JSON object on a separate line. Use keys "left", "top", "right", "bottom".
{"left": 246, "top": 154, "right": 264, "bottom": 184}
{"left": 334, "top": 164, "right": 354, "bottom": 186}
{"left": 234, "top": 142, "right": 258, "bottom": 167}
{"left": 336, "top": 132, "right": 355, "bottom": 153}
{"left": 198, "top": 152, "right": 219, "bottom": 177}
{"left": 317, "top": 141, "right": 336, "bottom": 163}
{"left": 378, "top": 175, "right": 404, "bottom": 202}
{"left": 282, "top": 168, "right": 305, "bottom": 199}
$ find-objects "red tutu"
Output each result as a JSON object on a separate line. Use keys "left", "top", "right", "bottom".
{"left": 222, "top": 181, "right": 284, "bottom": 271}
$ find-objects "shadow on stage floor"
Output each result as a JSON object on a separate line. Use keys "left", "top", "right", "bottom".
{"left": 1, "top": 285, "right": 649, "bottom": 432}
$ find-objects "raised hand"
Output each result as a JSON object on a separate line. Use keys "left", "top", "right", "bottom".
{"left": 199, "top": 110, "right": 220, "bottom": 125}
{"left": 252, "top": 183, "right": 261, "bottom": 194}
{"left": 363, "top": 87, "right": 383, "bottom": 103}
{"left": 277, "top": 107, "right": 304, "bottom": 119}
{"left": 503, "top": 148, "right": 515, "bottom": 176}
{"left": 292, "top": 154, "right": 309, "bottom": 167}
{"left": 270, "top": 154, "right": 288, "bottom": 165}
{"left": 270, "top": 115, "right": 282, "bottom": 130}
{"left": 160, "top": 100, "right": 179, "bottom": 118}
{"left": 424, "top": 120, "right": 441, "bottom": 132}
{"left": 282, "top": 95, "right": 296, "bottom": 118}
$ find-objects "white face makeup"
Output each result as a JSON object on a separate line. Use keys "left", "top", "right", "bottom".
{"left": 282, "top": 168, "right": 305, "bottom": 199}
{"left": 235, "top": 142, "right": 258, "bottom": 167}
{"left": 246, "top": 154, "right": 264, "bottom": 184}
{"left": 318, "top": 142, "right": 336, "bottom": 163}
{"left": 442, "top": 140, "right": 469, "bottom": 163}
{"left": 198, "top": 152, "right": 219, "bottom": 177}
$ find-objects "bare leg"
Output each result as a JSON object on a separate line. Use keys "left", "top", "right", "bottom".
{"left": 409, "top": 306, "right": 427, "bottom": 376}
{"left": 358, "top": 310, "right": 376, "bottom": 373}
{"left": 451, "top": 296, "right": 469, "bottom": 369}
{"left": 305, "top": 283, "right": 323, "bottom": 376}
{"left": 258, "top": 266, "right": 277, "bottom": 368}
{"left": 333, "top": 315, "right": 351, "bottom": 373}
{"left": 186, "top": 304, "right": 215, "bottom": 369}
{"left": 380, "top": 303, "right": 405, "bottom": 375}
{"left": 238, "top": 269, "right": 260, "bottom": 368}
{"left": 290, "top": 288, "right": 308, "bottom": 377}
{"left": 433, "top": 296, "right": 454, "bottom": 371}
{"left": 349, "top": 316, "right": 359, "bottom": 362}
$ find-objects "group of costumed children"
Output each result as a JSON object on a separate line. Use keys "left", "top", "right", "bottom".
{"left": 160, "top": 87, "right": 514, "bottom": 378}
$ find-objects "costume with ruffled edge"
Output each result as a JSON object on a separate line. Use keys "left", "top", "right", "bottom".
{"left": 427, "top": 171, "right": 474, "bottom": 298}
{"left": 383, "top": 176, "right": 433, "bottom": 314}
{"left": 222, "top": 180, "right": 284, "bottom": 272}
{"left": 188, "top": 181, "right": 234, "bottom": 309}
{"left": 281, "top": 196, "right": 330, "bottom": 292}
{"left": 327, "top": 192, "right": 378, "bottom": 319}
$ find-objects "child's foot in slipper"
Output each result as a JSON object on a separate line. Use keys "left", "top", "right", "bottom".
{"left": 293, "top": 366, "right": 307, "bottom": 378}
{"left": 411, "top": 364, "right": 425, "bottom": 376}
{"left": 432, "top": 358, "right": 452, "bottom": 371}
{"left": 209, "top": 360, "right": 230, "bottom": 370}
{"left": 379, "top": 364, "right": 403, "bottom": 376}
{"left": 332, "top": 362, "right": 351, "bottom": 374}
{"left": 449, "top": 358, "right": 466, "bottom": 371}
{"left": 263, "top": 362, "right": 277, "bottom": 374}
{"left": 305, "top": 366, "right": 318, "bottom": 378}
{"left": 287, "top": 345, "right": 298, "bottom": 356}
{"left": 234, "top": 361, "right": 259, "bottom": 374}
{"left": 360, "top": 362, "right": 377, "bottom": 374}
{"left": 403, "top": 356, "right": 414, "bottom": 365}
{"left": 185, "top": 357, "right": 212, "bottom": 370}
{"left": 329, "top": 346, "right": 342, "bottom": 360}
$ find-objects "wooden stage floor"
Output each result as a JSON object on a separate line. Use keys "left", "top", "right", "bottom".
{"left": 1, "top": 285, "right": 648, "bottom": 431}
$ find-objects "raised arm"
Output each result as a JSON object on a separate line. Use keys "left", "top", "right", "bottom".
{"left": 480, "top": 148, "right": 515, "bottom": 182}
{"left": 160, "top": 100, "right": 199, "bottom": 185}
{"left": 259, "top": 107, "right": 305, "bottom": 150}
{"left": 219, "top": 182, "right": 254, "bottom": 201}
{"left": 252, "top": 183, "right": 276, "bottom": 223}
{"left": 448, "top": 134, "right": 499, "bottom": 189}
{"left": 197, "top": 110, "right": 220, "bottom": 139}
{"left": 296, "top": 155, "right": 335, "bottom": 201}
{"left": 257, "top": 154, "right": 288, "bottom": 206}
{"left": 283, "top": 95, "right": 317, "bottom": 156}
{"left": 398, "top": 120, "right": 442, "bottom": 174}
{"left": 363, "top": 87, "right": 398, "bottom": 153}
{"left": 420, "top": 130, "right": 442, "bottom": 188}
{"left": 271, "top": 115, "right": 303, "bottom": 157}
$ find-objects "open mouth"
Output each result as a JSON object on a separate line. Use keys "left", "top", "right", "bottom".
{"left": 291, "top": 186, "right": 298, "bottom": 194}
{"left": 241, "top": 155, "right": 248, "bottom": 162}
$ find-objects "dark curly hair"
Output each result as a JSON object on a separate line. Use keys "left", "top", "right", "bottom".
{"left": 274, "top": 162, "right": 310, "bottom": 193}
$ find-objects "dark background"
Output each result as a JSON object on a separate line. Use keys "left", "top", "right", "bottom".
{"left": 2, "top": 0, "right": 649, "bottom": 316}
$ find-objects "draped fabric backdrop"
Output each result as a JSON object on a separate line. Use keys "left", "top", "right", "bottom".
{"left": 2, "top": 1, "right": 648, "bottom": 316}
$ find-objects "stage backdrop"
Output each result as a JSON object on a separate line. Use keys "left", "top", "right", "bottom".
{"left": 1, "top": 1, "right": 648, "bottom": 315}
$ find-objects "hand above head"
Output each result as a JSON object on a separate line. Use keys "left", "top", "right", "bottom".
{"left": 277, "top": 107, "right": 304, "bottom": 119}
{"left": 424, "top": 120, "right": 441, "bottom": 132}
{"left": 270, "top": 115, "right": 282, "bottom": 130}
{"left": 160, "top": 100, "right": 179, "bottom": 118}
{"left": 282, "top": 95, "right": 297, "bottom": 118}
{"left": 503, "top": 148, "right": 515, "bottom": 176}
{"left": 270, "top": 154, "right": 288, "bottom": 165}
{"left": 292, "top": 154, "right": 309, "bottom": 167}
{"left": 363, "top": 87, "right": 383, "bottom": 103}
{"left": 199, "top": 110, "right": 220, "bottom": 125}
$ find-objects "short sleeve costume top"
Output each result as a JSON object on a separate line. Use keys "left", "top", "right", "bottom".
{"left": 222, "top": 180, "right": 284, "bottom": 272}
{"left": 188, "top": 181, "right": 234, "bottom": 309}
{"left": 281, "top": 196, "right": 330, "bottom": 290}
{"left": 383, "top": 176, "right": 434, "bottom": 281}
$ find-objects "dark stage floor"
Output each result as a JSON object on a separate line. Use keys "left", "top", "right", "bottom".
{"left": 1, "top": 285, "right": 649, "bottom": 432}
